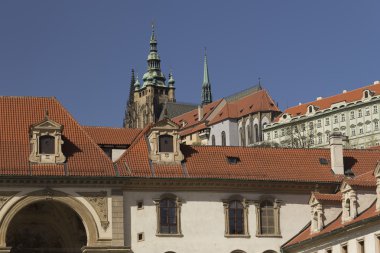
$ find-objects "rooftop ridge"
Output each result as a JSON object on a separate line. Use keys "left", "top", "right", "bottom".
{"left": 224, "top": 84, "right": 262, "bottom": 102}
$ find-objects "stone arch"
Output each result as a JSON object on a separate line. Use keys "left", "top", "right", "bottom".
{"left": 0, "top": 190, "right": 99, "bottom": 248}
{"left": 263, "top": 251, "right": 277, "bottom": 253}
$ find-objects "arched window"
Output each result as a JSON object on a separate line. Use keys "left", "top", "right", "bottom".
{"left": 39, "top": 135, "right": 55, "bottom": 154}
{"left": 159, "top": 135, "right": 173, "bottom": 152}
{"left": 221, "top": 131, "right": 226, "bottom": 146}
{"left": 231, "top": 250, "right": 247, "bottom": 253}
{"left": 345, "top": 198, "right": 351, "bottom": 218}
{"left": 223, "top": 199, "right": 249, "bottom": 236}
{"left": 255, "top": 199, "right": 281, "bottom": 236}
{"left": 211, "top": 135, "right": 216, "bottom": 146}
{"left": 154, "top": 196, "right": 182, "bottom": 236}
{"left": 254, "top": 124, "right": 259, "bottom": 143}
{"left": 240, "top": 127, "right": 245, "bottom": 146}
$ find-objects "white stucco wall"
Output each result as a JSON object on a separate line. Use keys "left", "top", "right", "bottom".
{"left": 209, "top": 120, "right": 239, "bottom": 146}
{"left": 287, "top": 221, "right": 380, "bottom": 253}
{"left": 124, "top": 191, "right": 311, "bottom": 253}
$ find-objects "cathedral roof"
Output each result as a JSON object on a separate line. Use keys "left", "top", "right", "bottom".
{"left": 158, "top": 102, "right": 198, "bottom": 120}
{"left": 0, "top": 96, "right": 115, "bottom": 176}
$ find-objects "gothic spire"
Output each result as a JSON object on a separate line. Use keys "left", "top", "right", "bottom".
{"left": 123, "top": 69, "right": 136, "bottom": 127}
{"left": 201, "top": 49, "right": 212, "bottom": 105}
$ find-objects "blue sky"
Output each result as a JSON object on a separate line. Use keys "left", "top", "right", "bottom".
{"left": 1, "top": 1, "right": 380, "bottom": 126}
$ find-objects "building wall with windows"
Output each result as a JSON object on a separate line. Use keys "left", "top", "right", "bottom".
{"left": 124, "top": 191, "right": 310, "bottom": 253}
{"left": 264, "top": 82, "right": 380, "bottom": 149}
{"left": 208, "top": 120, "right": 239, "bottom": 146}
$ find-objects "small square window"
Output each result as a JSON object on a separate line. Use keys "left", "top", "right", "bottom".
{"left": 137, "top": 201, "right": 144, "bottom": 210}
{"left": 137, "top": 232, "right": 144, "bottom": 242}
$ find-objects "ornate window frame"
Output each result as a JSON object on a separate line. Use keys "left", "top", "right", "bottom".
{"left": 153, "top": 194, "right": 183, "bottom": 237}
{"left": 29, "top": 114, "right": 66, "bottom": 164}
{"left": 340, "top": 182, "right": 358, "bottom": 223}
{"left": 254, "top": 197, "right": 282, "bottom": 237}
{"left": 222, "top": 197, "right": 250, "bottom": 238}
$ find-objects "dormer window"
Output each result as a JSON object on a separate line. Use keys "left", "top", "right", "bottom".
{"left": 363, "top": 89, "right": 374, "bottom": 100}
{"left": 159, "top": 135, "right": 173, "bottom": 152}
{"left": 341, "top": 182, "right": 358, "bottom": 223}
{"left": 29, "top": 113, "right": 66, "bottom": 164}
{"left": 148, "top": 119, "right": 184, "bottom": 164}
{"left": 308, "top": 106, "right": 313, "bottom": 113}
{"left": 39, "top": 135, "right": 55, "bottom": 154}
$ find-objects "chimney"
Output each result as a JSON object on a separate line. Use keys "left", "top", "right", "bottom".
{"left": 330, "top": 132, "right": 344, "bottom": 175}
{"left": 316, "top": 97, "right": 322, "bottom": 100}
{"left": 342, "top": 90, "right": 347, "bottom": 93}
{"left": 198, "top": 105, "right": 203, "bottom": 122}
{"left": 374, "top": 80, "right": 380, "bottom": 85}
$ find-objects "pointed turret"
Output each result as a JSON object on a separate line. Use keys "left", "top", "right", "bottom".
{"left": 142, "top": 24, "right": 166, "bottom": 87}
{"left": 123, "top": 69, "right": 137, "bottom": 127}
{"left": 201, "top": 49, "right": 212, "bottom": 105}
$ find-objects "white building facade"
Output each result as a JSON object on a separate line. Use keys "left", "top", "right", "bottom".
{"left": 264, "top": 81, "right": 380, "bottom": 149}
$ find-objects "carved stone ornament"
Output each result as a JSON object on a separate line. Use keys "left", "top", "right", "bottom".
{"left": 0, "top": 191, "right": 19, "bottom": 210}
{"left": 78, "top": 191, "right": 109, "bottom": 230}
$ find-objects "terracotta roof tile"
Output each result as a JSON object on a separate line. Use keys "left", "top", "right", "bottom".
{"left": 83, "top": 126, "right": 141, "bottom": 145}
{"left": 0, "top": 97, "right": 115, "bottom": 177}
{"left": 313, "top": 192, "right": 342, "bottom": 202}
{"left": 117, "top": 126, "right": 380, "bottom": 181}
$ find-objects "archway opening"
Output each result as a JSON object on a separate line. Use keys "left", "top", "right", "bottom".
{"left": 6, "top": 200, "right": 87, "bottom": 253}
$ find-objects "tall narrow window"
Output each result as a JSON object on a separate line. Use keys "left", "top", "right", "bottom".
{"left": 221, "top": 131, "right": 226, "bottom": 146}
{"left": 365, "top": 107, "right": 370, "bottom": 116}
{"left": 358, "top": 109, "right": 363, "bottom": 118}
{"left": 350, "top": 111, "right": 355, "bottom": 119}
{"left": 341, "top": 113, "right": 346, "bottom": 122}
{"left": 159, "top": 199, "right": 177, "bottom": 234}
{"left": 341, "top": 244, "right": 348, "bottom": 253}
{"left": 374, "top": 105, "right": 378, "bottom": 114}
{"left": 39, "top": 135, "right": 55, "bottom": 154}
{"left": 260, "top": 200, "right": 275, "bottom": 235}
{"left": 358, "top": 240, "right": 365, "bottom": 253}
{"left": 254, "top": 124, "right": 259, "bottom": 143}
{"left": 228, "top": 201, "right": 244, "bottom": 234}
{"left": 325, "top": 117, "right": 330, "bottom": 126}
{"left": 211, "top": 135, "right": 216, "bottom": 146}
{"left": 159, "top": 135, "right": 174, "bottom": 152}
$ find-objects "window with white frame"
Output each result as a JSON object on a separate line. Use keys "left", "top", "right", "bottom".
{"left": 325, "top": 117, "right": 330, "bottom": 126}
{"left": 359, "top": 127, "right": 364, "bottom": 134}
{"left": 358, "top": 109, "right": 363, "bottom": 118}
{"left": 365, "top": 107, "right": 370, "bottom": 116}
{"left": 317, "top": 119, "right": 321, "bottom": 128}
{"left": 374, "top": 105, "right": 378, "bottom": 114}
{"left": 309, "top": 122, "right": 314, "bottom": 130}
{"left": 341, "top": 113, "right": 346, "bottom": 122}
{"left": 350, "top": 111, "right": 355, "bottom": 119}
{"left": 274, "top": 131, "right": 278, "bottom": 138}
{"left": 351, "top": 128, "right": 356, "bottom": 136}
{"left": 318, "top": 135, "right": 322, "bottom": 144}
{"left": 375, "top": 121, "right": 379, "bottom": 131}
{"left": 334, "top": 115, "right": 338, "bottom": 124}
{"left": 266, "top": 133, "right": 271, "bottom": 140}
{"left": 281, "top": 128, "right": 285, "bottom": 137}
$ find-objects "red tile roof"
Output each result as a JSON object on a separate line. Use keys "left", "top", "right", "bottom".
{"left": 172, "top": 88, "right": 280, "bottom": 136}
{"left": 209, "top": 89, "right": 280, "bottom": 125}
{"left": 278, "top": 82, "right": 380, "bottom": 120}
{"left": 0, "top": 97, "right": 115, "bottom": 177}
{"left": 313, "top": 192, "right": 342, "bottom": 202}
{"left": 284, "top": 200, "right": 380, "bottom": 248}
{"left": 83, "top": 126, "right": 141, "bottom": 145}
{"left": 116, "top": 126, "right": 380, "bottom": 182}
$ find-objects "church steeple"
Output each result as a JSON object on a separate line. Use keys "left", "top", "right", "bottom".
{"left": 142, "top": 23, "right": 166, "bottom": 87}
{"left": 123, "top": 69, "right": 136, "bottom": 127}
{"left": 201, "top": 49, "right": 212, "bottom": 105}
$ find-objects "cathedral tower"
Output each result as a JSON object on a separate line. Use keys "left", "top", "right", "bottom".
{"left": 124, "top": 25, "right": 176, "bottom": 128}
